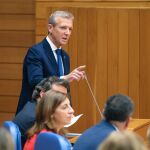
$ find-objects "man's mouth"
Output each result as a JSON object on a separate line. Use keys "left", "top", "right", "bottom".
{"left": 62, "top": 37, "right": 68, "bottom": 41}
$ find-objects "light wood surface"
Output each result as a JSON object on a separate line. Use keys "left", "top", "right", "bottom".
{"left": 128, "top": 119, "right": 150, "bottom": 141}
{"left": 128, "top": 119, "right": 150, "bottom": 131}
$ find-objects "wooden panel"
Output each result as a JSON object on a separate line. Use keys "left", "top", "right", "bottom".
{"left": 36, "top": 0, "right": 150, "bottom": 2}
{"left": 68, "top": 7, "right": 78, "bottom": 68}
{"left": 36, "top": 1, "right": 150, "bottom": 20}
{"left": 128, "top": 10, "right": 140, "bottom": 117}
{"left": 140, "top": 9, "right": 150, "bottom": 118}
{"left": 36, "top": 19, "right": 47, "bottom": 35}
{"left": 74, "top": 8, "right": 89, "bottom": 132}
{"left": 0, "top": 0, "right": 35, "bottom": 124}
{"left": 0, "top": 96, "right": 18, "bottom": 113}
{"left": 0, "top": 64, "right": 22, "bottom": 80}
{"left": 36, "top": 35, "right": 45, "bottom": 43}
{"left": 128, "top": 119, "right": 150, "bottom": 141}
{"left": 0, "top": 47, "right": 27, "bottom": 63}
{"left": 96, "top": 9, "right": 108, "bottom": 111}
{"left": 118, "top": 10, "right": 129, "bottom": 94}
{"left": 0, "top": 80, "right": 21, "bottom": 96}
{"left": 68, "top": 8, "right": 78, "bottom": 107}
{"left": 67, "top": 8, "right": 80, "bottom": 132}
{"left": 0, "top": 113, "right": 15, "bottom": 125}
{"left": 87, "top": 9, "right": 98, "bottom": 123}
{"left": 0, "top": 1, "right": 35, "bottom": 14}
{"left": 107, "top": 10, "right": 119, "bottom": 95}
{"left": 0, "top": 31, "right": 35, "bottom": 47}
{"left": 0, "top": 15, "right": 35, "bottom": 31}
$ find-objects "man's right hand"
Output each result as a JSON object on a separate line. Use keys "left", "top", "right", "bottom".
{"left": 63, "top": 65, "right": 86, "bottom": 82}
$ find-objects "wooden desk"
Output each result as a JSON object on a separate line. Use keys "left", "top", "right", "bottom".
{"left": 128, "top": 118, "right": 150, "bottom": 141}
{"left": 69, "top": 118, "right": 150, "bottom": 143}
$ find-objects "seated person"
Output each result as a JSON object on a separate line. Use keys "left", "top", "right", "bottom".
{"left": 147, "top": 125, "right": 150, "bottom": 148}
{"left": 23, "top": 90, "right": 74, "bottom": 150}
{"left": 73, "top": 94, "right": 134, "bottom": 150}
{"left": 0, "top": 127, "right": 14, "bottom": 150}
{"left": 13, "top": 76, "right": 69, "bottom": 146}
{"left": 98, "top": 130, "right": 148, "bottom": 150}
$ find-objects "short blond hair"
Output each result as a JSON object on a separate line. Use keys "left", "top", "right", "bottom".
{"left": 0, "top": 127, "right": 14, "bottom": 150}
{"left": 48, "top": 10, "right": 74, "bottom": 25}
{"left": 98, "top": 131, "right": 148, "bottom": 150}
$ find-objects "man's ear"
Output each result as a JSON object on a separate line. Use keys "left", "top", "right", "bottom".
{"left": 48, "top": 24, "right": 53, "bottom": 34}
{"left": 125, "top": 117, "right": 131, "bottom": 128}
{"left": 40, "top": 91, "right": 45, "bottom": 98}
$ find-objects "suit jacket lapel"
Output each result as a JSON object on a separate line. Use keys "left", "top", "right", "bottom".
{"left": 42, "top": 38, "right": 60, "bottom": 75}
{"left": 61, "top": 50, "right": 70, "bottom": 75}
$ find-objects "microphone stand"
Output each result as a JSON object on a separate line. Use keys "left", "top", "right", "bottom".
{"left": 84, "top": 74, "right": 103, "bottom": 119}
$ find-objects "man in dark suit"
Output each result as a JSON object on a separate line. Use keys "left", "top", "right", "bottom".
{"left": 16, "top": 10, "right": 85, "bottom": 114}
{"left": 13, "top": 76, "right": 70, "bottom": 147}
{"left": 73, "top": 94, "right": 134, "bottom": 150}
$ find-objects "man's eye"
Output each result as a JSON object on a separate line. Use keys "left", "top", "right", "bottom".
{"left": 60, "top": 26, "right": 67, "bottom": 30}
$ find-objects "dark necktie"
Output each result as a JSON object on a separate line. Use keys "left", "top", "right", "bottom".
{"left": 56, "top": 49, "right": 63, "bottom": 76}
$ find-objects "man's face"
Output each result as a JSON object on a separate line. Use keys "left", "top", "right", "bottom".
{"left": 48, "top": 17, "right": 73, "bottom": 47}
{"left": 51, "top": 84, "right": 67, "bottom": 94}
{"left": 39, "top": 84, "right": 67, "bottom": 99}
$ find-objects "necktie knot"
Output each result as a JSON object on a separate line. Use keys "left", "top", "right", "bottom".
{"left": 56, "top": 49, "right": 62, "bottom": 55}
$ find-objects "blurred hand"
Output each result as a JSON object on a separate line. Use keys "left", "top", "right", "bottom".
{"left": 63, "top": 65, "right": 86, "bottom": 82}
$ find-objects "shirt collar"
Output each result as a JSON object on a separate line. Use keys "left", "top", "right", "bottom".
{"left": 112, "top": 124, "right": 119, "bottom": 132}
{"left": 46, "top": 36, "right": 61, "bottom": 51}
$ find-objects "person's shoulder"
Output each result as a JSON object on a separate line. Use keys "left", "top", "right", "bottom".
{"left": 73, "top": 125, "right": 97, "bottom": 150}
{"left": 30, "top": 38, "right": 46, "bottom": 50}
{"left": 23, "top": 101, "right": 37, "bottom": 109}
{"left": 77, "top": 120, "right": 110, "bottom": 138}
{"left": 24, "top": 39, "right": 46, "bottom": 58}
{"left": 76, "top": 124, "right": 97, "bottom": 140}
{"left": 15, "top": 101, "right": 36, "bottom": 116}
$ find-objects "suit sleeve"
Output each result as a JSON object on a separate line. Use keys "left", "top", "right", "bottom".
{"left": 25, "top": 47, "right": 44, "bottom": 89}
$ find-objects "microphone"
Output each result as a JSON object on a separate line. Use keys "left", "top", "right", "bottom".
{"left": 84, "top": 74, "right": 103, "bottom": 119}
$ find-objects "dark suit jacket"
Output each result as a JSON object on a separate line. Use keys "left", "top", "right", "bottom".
{"left": 13, "top": 101, "right": 37, "bottom": 147}
{"left": 13, "top": 101, "right": 36, "bottom": 134}
{"left": 16, "top": 38, "right": 70, "bottom": 114}
{"left": 73, "top": 120, "right": 116, "bottom": 150}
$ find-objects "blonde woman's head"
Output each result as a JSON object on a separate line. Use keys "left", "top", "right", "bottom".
{"left": 98, "top": 131, "right": 148, "bottom": 150}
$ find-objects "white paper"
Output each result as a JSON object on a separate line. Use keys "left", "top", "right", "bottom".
{"left": 64, "top": 114, "right": 83, "bottom": 127}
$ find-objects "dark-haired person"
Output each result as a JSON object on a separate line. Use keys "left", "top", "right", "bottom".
{"left": 24, "top": 90, "right": 74, "bottom": 150}
{"left": 13, "top": 76, "right": 70, "bottom": 147}
{"left": 16, "top": 10, "right": 85, "bottom": 115}
{"left": 73, "top": 94, "right": 134, "bottom": 150}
